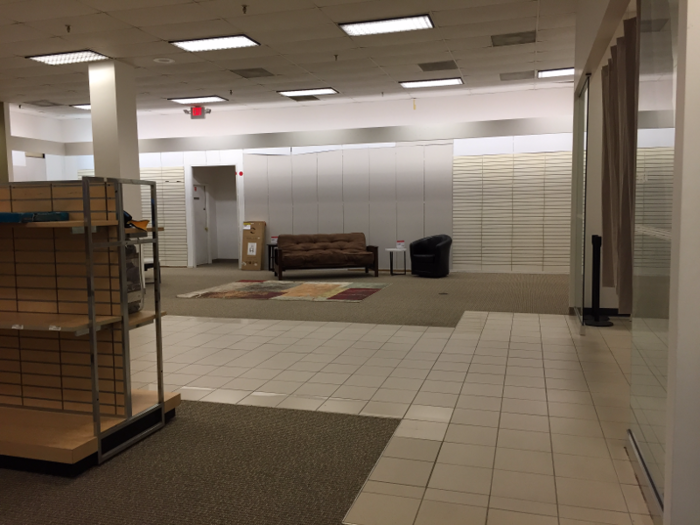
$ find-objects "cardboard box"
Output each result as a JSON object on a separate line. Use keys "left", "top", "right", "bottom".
{"left": 242, "top": 221, "right": 266, "bottom": 271}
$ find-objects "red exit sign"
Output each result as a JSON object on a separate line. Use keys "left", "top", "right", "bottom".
{"left": 190, "top": 106, "right": 206, "bottom": 119}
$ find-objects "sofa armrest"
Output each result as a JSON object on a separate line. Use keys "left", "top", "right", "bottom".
{"left": 367, "top": 245, "right": 378, "bottom": 256}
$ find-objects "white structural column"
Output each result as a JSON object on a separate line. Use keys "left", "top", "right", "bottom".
{"left": 88, "top": 60, "right": 141, "bottom": 212}
{"left": 665, "top": 0, "right": 700, "bottom": 523}
{"left": 0, "top": 102, "right": 13, "bottom": 183}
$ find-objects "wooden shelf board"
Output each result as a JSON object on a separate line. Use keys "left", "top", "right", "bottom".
{"left": 0, "top": 390, "right": 181, "bottom": 464}
{"left": 0, "top": 312, "right": 120, "bottom": 332}
{"left": 129, "top": 310, "right": 167, "bottom": 329}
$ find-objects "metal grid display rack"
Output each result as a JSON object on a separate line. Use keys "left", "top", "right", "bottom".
{"left": 0, "top": 177, "right": 181, "bottom": 469}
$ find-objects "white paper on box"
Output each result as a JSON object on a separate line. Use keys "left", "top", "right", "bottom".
{"left": 247, "top": 243, "right": 257, "bottom": 256}
{"left": 244, "top": 225, "right": 252, "bottom": 230}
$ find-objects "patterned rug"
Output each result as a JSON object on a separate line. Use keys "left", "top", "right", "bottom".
{"left": 177, "top": 280, "right": 390, "bottom": 302}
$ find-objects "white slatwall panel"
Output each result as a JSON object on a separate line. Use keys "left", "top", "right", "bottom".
{"left": 292, "top": 154, "right": 318, "bottom": 234}
{"left": 453, "top": 152, "right": 572, "bottom": 273}
{"left": 544, "top": 153, "right": 572, "bottom": 272}
{"left": 267, "top": 156, "right": 293, "bottom": 238}
{"left": 396, "top": 146, "right": 425, "bottom": 268}
{"left": 635, "top": 147, "right": 673, "bottom": 272}
{"left": 342, "top": 148, "right": 370, "bottom": 235}
{"left": 242, "top": 154, "right": 270, "bottom": 229}
{"left": 369, "top": 148, "right": 397, "bottom": 268}
{"left": 317, "top": 150, "right": 344, "bottom": 234}
{"left": 140, "top": 167, "right": 187, "bottom": 267}
{"left": 424, "top": 144, "right": 454, "bottom": 238}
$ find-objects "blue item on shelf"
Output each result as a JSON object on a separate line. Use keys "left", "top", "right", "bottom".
{"left": 0, "top": 211, "right": 69, "bottom": 224}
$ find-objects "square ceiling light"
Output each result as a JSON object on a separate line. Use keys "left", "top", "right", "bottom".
{"left": 538, "top": 68, "right": 575, "bottom": 78}
{"left": 27, "top": 50, "right": 109, "bottom": 66}
{"left": 400, "top": 78, "right": 463, "bottom": 89}
{"left": 171, "top": 35, "right": 259, "bottom": 52}
{"left": 278, "top": 88, "right": 338, "bottom": 97}
{"left": 72, "top": 104, "right": 91, "bottom": 110}
{"left": 340, "top": 15, "right": 433, "bottom": 36}
{"left": 168, "top": 96, "right": 228, "bottom": 104}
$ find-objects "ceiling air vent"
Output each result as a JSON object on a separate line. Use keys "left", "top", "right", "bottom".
{"left": 25, "top": 100, "right": 63, "bottom": 107}
{"left": 500, "top": 70, "right": 535, "bottom": 81}
{"left": 290, "top": 95, "right": 319, "bottom": 102}
{"left": 231, "top": 68, "right": 274, "bottom": 78}
{"left": 419, "top": 60, "right": 458, "bottom": 72}
{"left": 491, "top": 31, "right": 536, "bottom": 47}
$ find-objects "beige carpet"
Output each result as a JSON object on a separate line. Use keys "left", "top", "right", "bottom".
{"left": 146, "top": 263, "right": 568, "bottom": 327}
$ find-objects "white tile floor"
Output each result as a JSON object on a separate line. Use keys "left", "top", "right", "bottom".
{"left": 129, "top": 312, "right": 651, "bottom": 525}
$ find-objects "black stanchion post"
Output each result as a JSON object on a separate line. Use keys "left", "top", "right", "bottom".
{"left": 585, "top": 235, "right": 614, "bottom": 327}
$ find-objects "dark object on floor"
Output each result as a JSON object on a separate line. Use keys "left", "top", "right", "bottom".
{"left": 0, "top": 211, "right": 69, "bottom": 223}
{"left": 274, "top": 232, "right": 378, "bottom": 280}
{"left": 410, "top": 234, "right": 453, "bottom": 278}
{"left": 0, "top": 401, "right": 399, "bottom": 525}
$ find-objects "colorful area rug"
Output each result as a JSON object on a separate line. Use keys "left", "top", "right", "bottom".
{"left": 177, "top": 280, "right": 390, "bottom": 302}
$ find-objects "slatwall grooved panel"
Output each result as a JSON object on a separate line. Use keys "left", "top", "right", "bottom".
{"left": 635, "top": 147, "right": 674, "bottom": 272}
{"left": 453, "top": 152, "right": 572, "bottom": 273}
{"left": 140, "top": 168, "right": 187, "bottom": 268}
{"left": 0, "top": 181, "right": 125, "bottom": 415}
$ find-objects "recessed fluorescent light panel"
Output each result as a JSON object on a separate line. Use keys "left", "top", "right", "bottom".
{"left": 171, "top": 35, "right": 259, "bottom": 52}
{"left": 538, "top": 68, "right": 575, "bottom": 78}
{"left": 28, "top": 50, "right": 109, "bottom": 66}
{"left": 72, "top": 104, "right": 91, "bottom": 110}
{"left": 168, "top": 96, "right": 228, "bottom": 104}
{"left": 340, "top": 15, "right": 433, "bottom": 36}
{"left": 400, "top": 78, "right": 463, "bottom": 89}
{"left": 278, "top": 88, "right": 338, "bottom": 97}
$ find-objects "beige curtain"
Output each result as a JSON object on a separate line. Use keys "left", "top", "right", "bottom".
{"left": 601, "top": 18, "right": 639, "bottom": 315}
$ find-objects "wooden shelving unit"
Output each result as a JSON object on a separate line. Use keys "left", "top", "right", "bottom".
{"left": 0, "top": 178, "right": 179, "bottom": 469}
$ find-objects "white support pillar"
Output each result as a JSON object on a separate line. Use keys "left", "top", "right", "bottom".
{"left": 664, "top": 1, "right": 700, "bottom": 523}
{"left": 88, "top": 60, "right": 141, "bottom": 213}
{"left": 0, "top": 102, "right": 13, "bottom": 184}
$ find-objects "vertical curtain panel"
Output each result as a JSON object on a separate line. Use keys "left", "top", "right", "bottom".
{"left": 601, "top": 17, "right": 640, "bottom": 314}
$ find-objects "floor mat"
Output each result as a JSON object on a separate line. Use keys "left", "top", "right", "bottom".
{"left": 0, "top": 401, "right": 399, "bottom": 525}
{"left": 177, "top": 280, "right": 390, "bottom": 302}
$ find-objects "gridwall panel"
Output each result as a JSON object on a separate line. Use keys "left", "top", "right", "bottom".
{"left": 453, "top": 152, "right": 573, "bottom": 273}
{"left": 0, "top": 328, "right": 125, "bottom": 415}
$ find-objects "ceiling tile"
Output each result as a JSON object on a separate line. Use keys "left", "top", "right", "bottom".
{"left": 431, "top": 2, "right": 538, "bottom": 27}
{"left": 80, "top": 0, "right": 194, "bottom": 10}
{"left": 141, "top": 19, "right": 241, "bottom": 41}
{"left": 0, "top": 23, "right": 52, "bottom": 44}
{"left": 198, "top": 0, "right": 316, "bottom": 19}
{"left": 108, "top": 3, "right": 216, "bottom": 26}
{"left": 0, "top": 0, "right": 98, "bottom": 23}
{"left": 26, "top": 13, "right": 132, "bottom": 36}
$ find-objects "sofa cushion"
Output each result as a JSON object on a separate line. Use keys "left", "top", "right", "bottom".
{"left": 278, "top": 233, "right": 367, "bottom": 253}
{"left": 283, "top": 249, "right": 374, "bottom": 269}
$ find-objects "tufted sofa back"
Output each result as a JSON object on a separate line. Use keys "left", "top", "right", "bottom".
{"left": 278, "top": 233, "right": 367, "bottom": 253}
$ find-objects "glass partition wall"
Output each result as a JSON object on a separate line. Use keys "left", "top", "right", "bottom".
{"left": 572, "top": 76, "right": 591, "bottom": 326}
{"left": 628, "top": 0, "right": 677, "bottom": 518}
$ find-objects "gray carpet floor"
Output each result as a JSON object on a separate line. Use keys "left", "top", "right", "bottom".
{"left": 146, "top": 263, "right": 569, "bottom": 327}
{"left": 0, "top": 401, "right": 399, "bottom": 525}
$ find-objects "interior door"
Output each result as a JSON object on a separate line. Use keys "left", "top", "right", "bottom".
{"left": 193, "top": 185, "right": 209, "bottom": 266}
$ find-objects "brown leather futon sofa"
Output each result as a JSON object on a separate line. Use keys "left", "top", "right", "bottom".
{"left": 273, "top": 233, "right": 378, "bottom": 280}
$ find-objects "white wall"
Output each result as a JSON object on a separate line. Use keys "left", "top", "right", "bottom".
{"left": 6, "top": 88, "right": 574, "bottom": 145}
{"left": 243, "top": 142, "right": 453, "bottom": 270}
{"left": 11, "top": 152, "right": 47, "bottom": 182}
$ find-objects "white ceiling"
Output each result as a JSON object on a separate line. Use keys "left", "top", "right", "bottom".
{"left": 0, "top": 0, "right": 576, "bottom": 116}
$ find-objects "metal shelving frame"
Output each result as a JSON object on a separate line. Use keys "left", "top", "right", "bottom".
{"left": 82, "top": 176, "right": 164, "bottom": 464}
